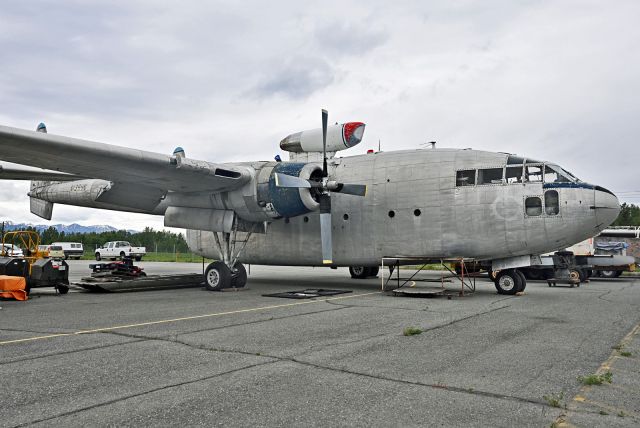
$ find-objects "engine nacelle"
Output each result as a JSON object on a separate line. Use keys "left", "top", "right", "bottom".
{"left": 263, "top": 162, "right": 321, "bottom": 218}
{"left": 280, "top": 122, "right": 365, "bottom": 153}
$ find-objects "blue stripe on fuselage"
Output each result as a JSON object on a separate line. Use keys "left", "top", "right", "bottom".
{"left": 543, "top": 182, "right": 594, "bottom": 190}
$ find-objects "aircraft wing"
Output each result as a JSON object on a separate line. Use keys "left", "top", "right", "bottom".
{"left": 0, "top": 125, "right": 252, "bottom": 193}
{"left": 0, "top": 162, "right": 84, "bottom": 181}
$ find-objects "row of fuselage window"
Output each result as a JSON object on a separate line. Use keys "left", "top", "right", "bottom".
{"left": 456, "top": 164, "right": 569, "bottom": 187}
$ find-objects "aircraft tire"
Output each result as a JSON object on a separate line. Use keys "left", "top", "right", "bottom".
{"left": 205, "top": 261, "right": 231, "bottom": 291}
{"left": 494, "top": 269, "right": 520, "bottom": 295}
{"left": 514, "top": 269, "right": 527, "bottom": 292}
{"left": 231, "top": 263, "right": 247, "bottom": 288}
{"left": 349, "top": 266, "right": 369, "bottom": 279}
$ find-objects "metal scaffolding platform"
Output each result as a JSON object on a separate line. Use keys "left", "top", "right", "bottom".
{"left": 380, "top": 256, "right": 480, "bottom": 297}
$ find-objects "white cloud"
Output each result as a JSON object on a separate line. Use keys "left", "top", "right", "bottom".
{"left": 1, "top": 0, "right": 640, "bottom": 229}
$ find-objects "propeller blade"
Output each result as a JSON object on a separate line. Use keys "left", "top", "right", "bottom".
{"left": 322, "top": 109, "right": 328, "bottom": 177}
{"left": 334, "top": 183, "right": 367, "bottom": 197}
{"left": 319, "top": 193, "right": 332, "bottom": 264}
{"left": 274, "top": 173, "right": 311, "bottom": 188}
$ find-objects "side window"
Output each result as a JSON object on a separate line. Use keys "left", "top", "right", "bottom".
{"left": 505, "top": 166, "right": 523, "bottom": 184}
{"left": 545, "top": 190, "right": 559, "bottom": 215}
{"left": 524, "top": 165, "right": 543, "bottom": 182}
{"left": 525, "top": 197, "right": 542, "bottom": 216}
{"left": 543, "top": 165, "right": 558, "bottom": 183}
{"left": 478, "top": 168, "right": 504, "bottom": 185}
{"left": 456, "top": 170, "right": 476, "bottom": 186}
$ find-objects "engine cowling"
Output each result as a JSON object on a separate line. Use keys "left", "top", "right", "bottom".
{"left": 265, "top": 162, "right": 322, "bottom": 218}
{"left": 279, "top": 122, "right": 365, "bottom": 153}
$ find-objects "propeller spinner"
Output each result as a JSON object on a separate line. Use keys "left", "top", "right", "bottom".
{"left": 274, "top": 109, "right": 368, "bottom": 264}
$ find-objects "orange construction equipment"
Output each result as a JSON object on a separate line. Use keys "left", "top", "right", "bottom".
{"left": 0, "top": 275, "right": 28, "bottom": 301}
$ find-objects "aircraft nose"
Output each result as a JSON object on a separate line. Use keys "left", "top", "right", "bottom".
{"left": 594, "top": 186, "right": 620, "bottom": 228}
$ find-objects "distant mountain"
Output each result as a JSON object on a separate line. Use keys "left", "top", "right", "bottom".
{"left": 0, "top": 221, "right": 137, "bottom": 234}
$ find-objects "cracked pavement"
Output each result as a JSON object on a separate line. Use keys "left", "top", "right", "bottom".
{"left": 1, "top": 262, "right": 639, "bottom": 427}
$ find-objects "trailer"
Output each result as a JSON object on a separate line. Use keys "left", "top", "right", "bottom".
{"left": 520, "top": 238, "right": 635, "bottom": 284}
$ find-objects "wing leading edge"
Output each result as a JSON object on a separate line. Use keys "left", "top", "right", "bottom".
{"left": 0, "top": 125, "right": 251, "bottom": 193}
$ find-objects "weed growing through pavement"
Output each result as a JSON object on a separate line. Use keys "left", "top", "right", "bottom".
{"left": 543, "top": 392, "right": 565, "bottom": 408}
{"left": 620, "top": 351, "right": 632, "bottom": 357}
{"left": 577, "top": 371, "right": 613, "bottom": 385}
{"left": 403, "top": 326, "right": 423, "bottom": 336}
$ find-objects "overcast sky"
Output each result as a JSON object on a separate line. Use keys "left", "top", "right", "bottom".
{"left": 1, "top": 1, "right": 639, "bottom": 231}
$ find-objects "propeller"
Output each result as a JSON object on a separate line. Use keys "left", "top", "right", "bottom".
{"left": 274, "top": 109, "right": 368, "bottom": 264}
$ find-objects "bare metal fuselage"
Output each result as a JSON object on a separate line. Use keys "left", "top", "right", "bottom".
{"left": 186, "top": 149, "right": 619, "bottom": 265}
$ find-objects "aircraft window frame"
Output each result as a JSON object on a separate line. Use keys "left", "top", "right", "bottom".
{"left": 544, "top": 164, "right": 576, "bottom": 183}
{"left": 505, "top": 165, "right": 524, "bottom": 184}
{"left": 545, "top": 190, "right": 560, "bottom": 215}
{"left": 456, "top": 169, "right": 476, "bottom": 187}
{"left": 525, "top": 196, "right": 543, "bottom": 216}
{"left": 477, "top": 167, "right": 504, "bottom": 185}
{"left": 524, "top": 164, "right": 543, "bottom": 183}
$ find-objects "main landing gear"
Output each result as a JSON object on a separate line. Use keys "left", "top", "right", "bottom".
{"left": 494, "top": 269, "right": 526, "bottom": 295}
{"left": 203, "top": 224, "right": 254, "bottom": 291}
{"left": 349, "top": 266, "right": 380, "bottom": 279}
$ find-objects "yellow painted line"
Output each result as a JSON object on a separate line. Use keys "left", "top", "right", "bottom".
{"left": 558, "top": 321, "right": 640, "bottom": 426}
{"left": 0, "top": 291, "right": 380, "bottom": 346}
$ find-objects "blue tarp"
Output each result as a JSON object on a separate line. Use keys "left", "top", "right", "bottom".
{"left": 595, "top": 242, "right": 629, "bottom": 251}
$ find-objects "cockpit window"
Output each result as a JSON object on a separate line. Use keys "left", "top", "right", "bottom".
{"left": 505, "top": 166, "right": 523, "bottom": 184}
{"left": 456, "top": 170, "right": 476, "bottom": 186}
{"left": 478, "top": 168, "right": 504, "bottom": 185}
{"left": 544, "top": 165, "right": 571, "bottom": 183}
{"left": 524, "top": 165, "right": 543, "bottom": 182}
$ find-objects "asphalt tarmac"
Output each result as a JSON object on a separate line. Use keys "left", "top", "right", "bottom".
{"left": 1, "top": 261, "right": 639, "bottom": 427}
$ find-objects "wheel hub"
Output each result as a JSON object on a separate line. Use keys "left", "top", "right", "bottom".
{"left": 352, "top": 267, "right": 365, "bottom": 276}
{"left": 499, "top": 275, "right": 515, "bottom": 291}
{"left": 207, "top": 269, "right": 220, "bottom": 287}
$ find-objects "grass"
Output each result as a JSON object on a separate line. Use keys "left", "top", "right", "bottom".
{"left": 403, "top": 326, "right": 423, "bottom": 336}
{"left": 620, "top": 351, "right": 632, "bottom": 357}
{"left": 577, "top": 371, "right": 613, "bottom": 386}
{"left": 599, "top": 410, "right": 609, "bottom": 415}
{"left": 543, "top": 392, "right": 565, "bottom": 408}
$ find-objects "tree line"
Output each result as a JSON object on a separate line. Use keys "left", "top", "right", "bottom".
{"left": 611, "top": 203, "right": 640, "bottom": 226}
{"left": 5, "top": 226, "right": 191, "bottom": 253}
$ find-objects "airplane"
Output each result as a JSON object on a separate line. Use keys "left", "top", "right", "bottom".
{"left": 0, "top": 111, "right": 620, "bottom": 295}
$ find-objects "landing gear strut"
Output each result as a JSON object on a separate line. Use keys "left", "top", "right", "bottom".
{"left": 204, "top": 222, "right": 254, "bottom": 291}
